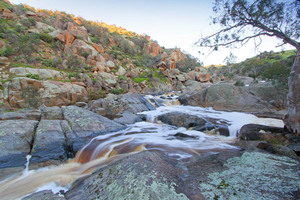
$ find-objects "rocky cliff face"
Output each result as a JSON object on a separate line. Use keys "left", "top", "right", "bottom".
{"left": 0, "top": 0, "right": 208, "bottom": 108}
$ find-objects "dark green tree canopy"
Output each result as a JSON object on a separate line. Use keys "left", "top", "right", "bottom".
{"left": 196, "top": 0, "right": 299, "bottom": 50}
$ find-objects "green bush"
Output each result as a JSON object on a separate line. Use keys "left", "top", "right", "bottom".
{"left": 234, "top": 80, "right": 245, "bottom": 87}
{"left": 110, "top": 88, "right": 125, "bottom": 94}
{"left": 118, "top": 75, "right": 127, "bottom": 81}
{"left": 0, "top": 47, "right": 14, "bottom": 56}
{"left": 68, "top": 72, "right": 81, "bottom": 80}
{"left": 66, "top": 55, "right": 85, "bottom": 70}
{"left": 134, "top": 77, "right": 148, "bottom": 83}
{"left": 19, "top": 17, "right": 36, "bottom": 28}
{"left": 40, "top": 32, "right": 54, "bottom": 43}
{"left": 6, "top": 33, "right": 41, "bottom": 62}
{"left": 42, "top": 59, "right": 56, "bottom": 68}
{"left": 26, "top": 73, "right": 41, "bottom": 80}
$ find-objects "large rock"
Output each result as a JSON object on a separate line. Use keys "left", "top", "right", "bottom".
{"left": 92, "top": 43, "right": 104, "bottom": 54}
{"left": 248, "top": 82, "right": 287, "bottom": 108}
{"left": 41, "top": 106, "right": 63, "bottom": 120}
{"left": 146, "top": 42, "right": 162, "bottom": 57}
{"left": 62, "top": 106, "right": 125, "bottom": 150}
{"left": 99, "top": 72, "right": 116, "bottom": 85}
{"left": 71, "top": 39, "right": 98, "bottom": 57}
{"left": 31, "top": 120, "right": 69, "bottom": 164}
{"left": 0, "top": 109, "right": 41, "bottom": 120}
{"left": 67, "top": 22, "right": 90, "bottom": 43}
{"left": 65, "top": 151, "right": 191, "bottom": 200}
{"left": 42, "top": 81, "right": 88, "bottom": 107}
{"left": 4, "top": 78, "right": 88, "bottom": 108}
{"left": 0, "top": 120, "right": 39, "bottom": 168}
{"left": 238, "top": 124, "right": 288, "bottom": 140}
{"left": 157, "top": 112, "right": 207, "bottom": 129}
{"left": 9, "top": 67, "right": 67, "bottom": 80}
{"left": 36, "top": 22, "right": 55, "bottom": 32}
{"left": 169, "top": 49, "right": 188, "bottom": 63}
{"left": 183, "top": 80, "right": 211, "bottom": 92}
{"left": 88, "top": 93, "right": 155, "bottom": 119}
{"left": 179, "top": 83, "right": 278, "bottom": 115}
{"left": 198, "top": 152, "right": 300, "bottom": 200}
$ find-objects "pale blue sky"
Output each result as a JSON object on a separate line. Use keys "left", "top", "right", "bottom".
{"left": 8, "top": 0, "right": 294, "bottom": 65}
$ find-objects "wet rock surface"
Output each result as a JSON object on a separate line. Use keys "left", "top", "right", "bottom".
{"left": 31, "top": 120, "right": 69, "bottom": 164}
{"left": 238, "top": 124, "right": 288, "bottom": 140}
{"left": 66, "top": 151, "right": 193, "bottom": 200}
{"left": 65, "top": 149, "right": 300, "bottom": 200}
{"left": 157, "top": 112, "right": 207, "bottom": 129}
{"left": 22, "top": 190, "right": 66, "bottom": 200}
{"left": 62, "top": 106, "right": 126, "bottom": 138}
{"left": 0, "top": 120, "right": 39, "bottom": 168}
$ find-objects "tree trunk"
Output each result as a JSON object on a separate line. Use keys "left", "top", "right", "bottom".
{"left": 285, "top": 48, "right": 300, "bottom": 134}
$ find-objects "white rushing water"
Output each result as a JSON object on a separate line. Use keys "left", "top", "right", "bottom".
{"left": 141, "top": 105, "right": 284, "bottom": 137}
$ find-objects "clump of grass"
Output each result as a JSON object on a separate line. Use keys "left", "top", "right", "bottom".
{"left": 26, "top": 73, "right": 41, "bottom": 80}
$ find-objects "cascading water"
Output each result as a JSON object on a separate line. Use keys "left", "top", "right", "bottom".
{"left": 0, "top": 92, "right": 284, "bottom": 200}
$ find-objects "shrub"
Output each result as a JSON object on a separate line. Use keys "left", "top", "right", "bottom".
{"left": 110, "top": 88, "right": 125, "bottom": 94}
{"left": 0, "top": 47, "right": 14, "bottom": 57}
{"left": 66, "top": 55, "right": 85, "bottom": 71}
{"left": 40, "top": 32, "right": 54, "bottom": 43}
{"left": 26, "top": 73, "right": 41, "bottom": 80}
{"left": 19, "top": 17, "right": 36, "bottom": 28}
{"left": 6, "top": 33, "right": 41, "bottom": 62}
{"left": 234, "top": 80, "right": 245, "bottom": 87}
{"left": 42, "top": 59, "right": 56, "bottom": 68}
{"left": 134, "top": 77, "right": 148, "bottom": 83}
{"left": 68, "top": 72, "right": 81, "bottom": 80}
{"left": 118, "top": 75, "right": 127, "bottom": 81}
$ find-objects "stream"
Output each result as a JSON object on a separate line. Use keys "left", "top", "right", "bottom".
{"left": 0, "top": 93, "right": 284, "bottom": 200}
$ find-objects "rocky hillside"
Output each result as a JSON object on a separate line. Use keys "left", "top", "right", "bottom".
{"left": 0, "top": 0, "right": 209, "bottom": 108}
{"left": 207, "top": 50, "right": 296, "bottom": 84}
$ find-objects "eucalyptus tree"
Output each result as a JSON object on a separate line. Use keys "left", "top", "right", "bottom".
{"left": 196, "top": 0, "right": 299, "bottom": 133}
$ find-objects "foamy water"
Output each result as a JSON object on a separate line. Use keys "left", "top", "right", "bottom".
{"left": 140, "top": 105, "right": 284, "bottom": 137}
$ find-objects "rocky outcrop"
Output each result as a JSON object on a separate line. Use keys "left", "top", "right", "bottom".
{"left": 40, "top": 105, "right": 63, "bottom": 120}
{"left": 62, "top": 105, "right": 126, "bottom": 137}
{"left": 64, "top": 149, "right": 300, "bottom": 200}
{"left": 0, "top": 120, "right": 39, "bottom": 168}
{"left": 146, "top": 41, "right": 162, "bottom": 57}
{"left": 197, "top": 151, "right": 299, "bottom": 200}
{"left": 65, "top": 151, "right": 191, "bottom": 200}
{"left": 179, "top": 83, "right": 282, "bottom": 116}
{"left": 10, "top": 67, "right": 67, "bottom": 80}
{"left": 31, "top": 120, "right": 71, "bottom": 164}
{"left": 0, "top": 103, "right": 130, "bottom": 170}
{"left": 88, "top": 93, "right": 155, "bottom": 122}
{"left": 157, "top": 112, "right": 207, "bottom": 129}
{"left": 196, "top": 73, "right": 210, "bottom": 82}
{"left": 3, "top": 77, "right": 88, "bottom": 108}
{"left": 238, "top": 124, "right": 288, "bottom": 140}
{"left": 42, "top": 81, "right": 88, "bottom": 107}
